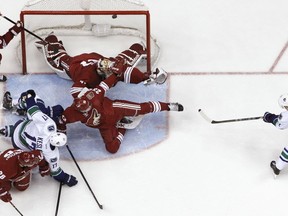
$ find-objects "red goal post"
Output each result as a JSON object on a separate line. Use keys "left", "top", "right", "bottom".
{"left": 18, "top": 0, "right": 160, "bottom": 75}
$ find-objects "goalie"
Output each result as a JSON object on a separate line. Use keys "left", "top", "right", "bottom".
{"left": 35, "top": 33, "right": 167, "bottom": 98}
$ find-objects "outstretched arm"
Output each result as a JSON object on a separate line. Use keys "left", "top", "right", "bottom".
{"left": 0, "top": 21, "right": 23, "bottom": 49}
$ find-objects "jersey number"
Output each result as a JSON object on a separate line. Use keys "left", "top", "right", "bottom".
{"left": 80, "top": 59, "right": 98, "bottom": 67}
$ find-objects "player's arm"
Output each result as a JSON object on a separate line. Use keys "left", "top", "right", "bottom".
{"left": 0, "top": 21, "right": 23, "bottom": 49}
{"left": 263, "top": 111, "right": 288, "bottom": 129}
{"left": 57, "top": 106, "right": 81, "bottom": 134}
{"left": 31, "top": 150, "right": 51, "bottom": 177}
{"left": 0, "top": 181, "right": 12, "bottom": 203}
{"left": 41, "top": 146, "right": 77, "bottom": 187}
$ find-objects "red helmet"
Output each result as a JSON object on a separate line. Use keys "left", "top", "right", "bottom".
{"left": 18, "top": 152, "right": 39, "bottom": 167}
{"left": 73, "top": 97, "right": 92, "bottom": 113}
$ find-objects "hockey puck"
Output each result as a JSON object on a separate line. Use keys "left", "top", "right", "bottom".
{"left": 112, "top": 14, "right": 117, "bottom": 19}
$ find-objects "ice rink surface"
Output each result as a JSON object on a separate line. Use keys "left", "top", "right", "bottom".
{"left": 2, "top": 0, "right": 288, "bottom": 215}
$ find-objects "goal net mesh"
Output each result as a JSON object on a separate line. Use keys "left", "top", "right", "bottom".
{"left": 17, "top": 0, "right": 160, "bottom": 74}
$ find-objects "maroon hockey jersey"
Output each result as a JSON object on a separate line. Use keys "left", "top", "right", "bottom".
{"left": 0, "top": 149, "right": 48, "bottom": 198}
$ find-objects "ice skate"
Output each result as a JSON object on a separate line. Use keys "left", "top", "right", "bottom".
{"left": 0, "top": 75, "right": 7, "bottom": 82}
{"left": 270, "top": 161, "right": 280, "bottom": 178}
{"left": 0, "top": 127, "right": 6, "bottom": 136}
{"left": 3, "top": 91, "right": 13, "bottom": 110}
{"left": 143, "top": 68, "right": 168, "bottom": 85}
{"left": 116, "top": 115, "right": 144, "bottom": 129}
{"left": 168, "top": 103, "right": 184, "bottom": 112}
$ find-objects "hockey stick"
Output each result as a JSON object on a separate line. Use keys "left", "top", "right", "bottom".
{"left": 0, "top": 14, "right": 47, "bottom": 43}
{"left": 55, "top": 182, "right": 63, "bottom": 216}
{"left": 10, "top": 201, "right": 24, "bottom": 216}
{"left": 198, "top": 109, "right": 263, "bottom": 124}
{"left": 66, "top": 145, "right": 103, "bottom": 210}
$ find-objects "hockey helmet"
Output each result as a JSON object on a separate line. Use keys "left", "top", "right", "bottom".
{"left": 278, "top": 93, "right": 288, "bottom": 109}
{"left": 18, "top": 151, "right": 39, "bottom": 167}
{"left": 73, "top": 97, "right": 92, "bottom": 113}
{"left": 49, "top": 132, "right": 67, "bottom": 147}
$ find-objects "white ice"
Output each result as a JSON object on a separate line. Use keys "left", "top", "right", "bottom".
{"left": 1, "top": 0, "right": 288, "bottom": 215}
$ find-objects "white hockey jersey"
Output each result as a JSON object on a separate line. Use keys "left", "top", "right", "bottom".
{"left": 12, "top": 104, "right": 61, "bottom": 175}
{"left": 274, "top": 111, "right": 288, "bottom": 129}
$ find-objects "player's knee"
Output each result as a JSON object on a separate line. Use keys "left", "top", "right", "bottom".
{"left": 13, "top": 175, "right": 31, "bottom": 191}
{"left": 105, "top": 141, "right": 120, "bottom": 154}
{"left": 14, "top": 182, "right": 30, "bottom": 191}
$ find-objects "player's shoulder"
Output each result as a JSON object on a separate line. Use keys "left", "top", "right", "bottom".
{"left": 0, "top": 148, "right": 23, "bottom": 162}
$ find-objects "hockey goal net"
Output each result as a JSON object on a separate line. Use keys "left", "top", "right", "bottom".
{"left": 18, "top": 0, "right": 160, "bottom": 75}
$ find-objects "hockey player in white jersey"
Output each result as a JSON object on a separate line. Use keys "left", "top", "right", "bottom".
{"left": 0, "top": 92, "right": 78, "bottom": 187}
{"left": 263, "top": 93, "right": 288, "bottom": 177}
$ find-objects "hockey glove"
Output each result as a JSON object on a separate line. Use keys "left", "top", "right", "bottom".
{"left": 39, "top": 164, "right": 50, "bottom": 177}
{"left": 63, "top": 174, "right": 78, "bottom": 187}
{"left": 110, "top": 58, "right": 126, "bottom": 77}
{"left": 263, "top": 112, "right": 278, "bottom": 124}
{"left": 9, "top": 21, "right": 23, "bottom": 35}
{"left": 53, "top": 170, "right": 78, "bottom": 187}
{"left": 0, "top": 191, "right": 12, "bottom": 203}
{"left": 26, "top": 89, "right": 36, "bottom": 98}
{"left": 18, "top": 90, "right": 36, "bottom": 109}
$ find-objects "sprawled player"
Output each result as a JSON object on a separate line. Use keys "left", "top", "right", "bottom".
{"left": 2, "top": 89, "right": 64, "bottom": 123}
{"left": 263, "top": 93, "right": 288, "bottom": 177}
{"left": 0, "top": 17, "right": 23, "bottom": 82}
{"left": 0, "top": 148, "right": 50, "bottom": 203}
{"left": 35, "top": 33, "right": 167, "bottom": 98}
{"left": 0, "top": 92, "right": 77, "bottom": 187}
{"left": 57, "top": 73, "right": 184, "bottom": 154}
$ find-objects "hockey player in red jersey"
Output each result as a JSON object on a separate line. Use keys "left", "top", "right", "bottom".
{"left": 57, "top": 73, "right": 184, "bottom": 154}
{"left": 0, "top": 17, "right": 23, "bottom": 82}
{"left": 0, "top": 148, "right": 50, "bottom": 203}
{"left": 35, "top": 33, "right": 168, "bottom": 98}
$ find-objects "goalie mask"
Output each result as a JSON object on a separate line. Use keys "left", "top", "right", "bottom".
{"left": 97, "top": 58, "right": 114, "bottom": 73}
{"left": 73, "top": 97, "right": 92, "bottom": 113}
{"left": 49, "top": 132, "right": 67, "bottom": 147}
{"left": 18, "top": 152, "right": 39, "bottom": 167}
{"left": 278, "top": 94, "right": 288, "bottom": 109}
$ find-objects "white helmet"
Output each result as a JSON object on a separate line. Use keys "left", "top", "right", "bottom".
{"left": 278, "top": 94, "right": 288, "bottom": 109}
{"left": 49, "top": 132, "right": 67, "bottom": 147}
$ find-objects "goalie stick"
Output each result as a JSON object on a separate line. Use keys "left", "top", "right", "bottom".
{"left": 198, "top": 109, "right": 263, "bottom": 124}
